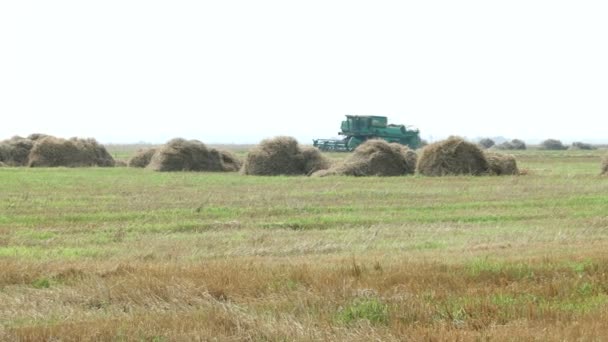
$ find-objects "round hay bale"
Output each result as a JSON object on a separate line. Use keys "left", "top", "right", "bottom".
{"left": 217, "top": 150, "right": 242, "bottom": 172}
{"left": 540, "top": 139, "right": 566, "bottom": 150}
{"left": 485, "top": 152, "right": 519, "bottom": 175}
{"left": 0, "top": 136, "right": 34, "bottom": 166}
{"left": 28, "top": 136, "right": 115, "bottom": 167}
{"left": 331, "top": 140, "right": 417, "bottom": 177}
{"left": 478, "top": 138, "right": 495, "bottom": 149}
{"left": 128, "top": 148, "right": 157, "bottom": 168}
{"left": 417, "top": 137, "right": 489, "bottom": 176}
{"left": 147, "top": 138, "right": 236, "bottom": 172}
{"left": 241, "top": 136, "right": 330, "bottom": 176}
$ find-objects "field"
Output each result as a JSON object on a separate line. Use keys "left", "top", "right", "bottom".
{"left": 1, "top": 148, "right": 608, "bottom": 341}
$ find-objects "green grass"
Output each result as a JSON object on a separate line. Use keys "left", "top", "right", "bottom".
{"left": 1, "top": 148, "right": 608, "bottom": 340}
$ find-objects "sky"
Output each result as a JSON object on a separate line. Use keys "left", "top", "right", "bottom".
{"left": 1, "top": 1, "right": 607, "bottom": 144}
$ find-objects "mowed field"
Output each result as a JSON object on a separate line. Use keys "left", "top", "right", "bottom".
{"left": 1, "top": 148, "right": 608, "bottom": 341}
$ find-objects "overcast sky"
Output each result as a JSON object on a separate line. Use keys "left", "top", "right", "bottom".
{"left": 1, "top": 1, "right": 607, "bottom": 144}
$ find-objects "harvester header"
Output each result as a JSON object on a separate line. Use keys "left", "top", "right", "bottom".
{"left": 313, "top": 115, "right": 421, "bottom": 151}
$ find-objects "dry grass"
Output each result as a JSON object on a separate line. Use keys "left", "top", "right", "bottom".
{"left": 3, "top": 254, "right": 608, "bottom": 341}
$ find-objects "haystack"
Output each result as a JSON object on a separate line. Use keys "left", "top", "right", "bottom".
{"left": 0, "top": 136, "right": 35, "bottom": 166}
{"left": 70, "top": 138, "right": 115, "bottom": 167}
{"left": 147, "top": 138, "right": 239, "bottom": 172}
{"left": 218, "top": 150, "right": 243, "bottom": 172}
{"left": 540, "top": 139, "right": 566, "bottom": 150}
{"left": 128, "top": 148, "right": 157, "bottom": 168}
{"left": 326, "top": 140, "right": 416, "bottom": 177}
{"left": 485, "top": 152, "right": 519, "bottom": 175}
{"left": 241, "top": 136, "right": 330, "bottom": 176}
{"left": 417, "top": 137, "right": 489, "bottom": 176}
{"left": 301, "top": 146, "right": 332, "bottom": 175}
{"left": 28, "top": 136, "right": 115, "bottom": 167}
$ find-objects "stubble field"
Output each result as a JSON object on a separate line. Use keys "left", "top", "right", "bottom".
{"left": 1, "top": 148, "right": 608, "bottom": 341}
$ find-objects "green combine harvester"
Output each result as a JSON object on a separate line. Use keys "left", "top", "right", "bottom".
{"left": 313, "top": 115, "right": 422, "bottom": 151}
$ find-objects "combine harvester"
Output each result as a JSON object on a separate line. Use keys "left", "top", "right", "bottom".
{"left": 313, "top": 115, "right": 422, "bottom": 151}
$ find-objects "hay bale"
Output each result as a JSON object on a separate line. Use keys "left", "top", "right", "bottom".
{"left": 28, "top": 136, "right": 115, "bottom": 167}
{"left": 218, "top": 150, "right": 242, "bottom": 172}
{"left": 485, "top": 152, "right": 519, "bottom": 175}
{"left": 241, "top": 136, "right": 330, "bottom": 176}
{"left": 301, "top": 146, "right": 332, "bottom": 175}
{"left": 540, "top": 139, "right": 566, "bottom": 150}
{"left": 0, "top": 136, "right": 35, "bottom": 166}
{"left": 128, "top": 148, "right": 157, "bottom": 168}
{"left": 417, "top": 137, "right": 489, "bottom": 176}
{"left": 148, "top": 138, "right": 218, "bottom": 172}
{"left": 147, "top": 138, "right": 238, "bottom": 172}
{"left": 479, "top": 138, "right": 495, "bottom": 149}
{"left": 570, "top": 142, "right": 595, "bottom": 150}
{"left": 329, "top": 140, "right": 417, "bottom": 177}
{"left": 70, "top": 138, "right": 115, "bottom": 167}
